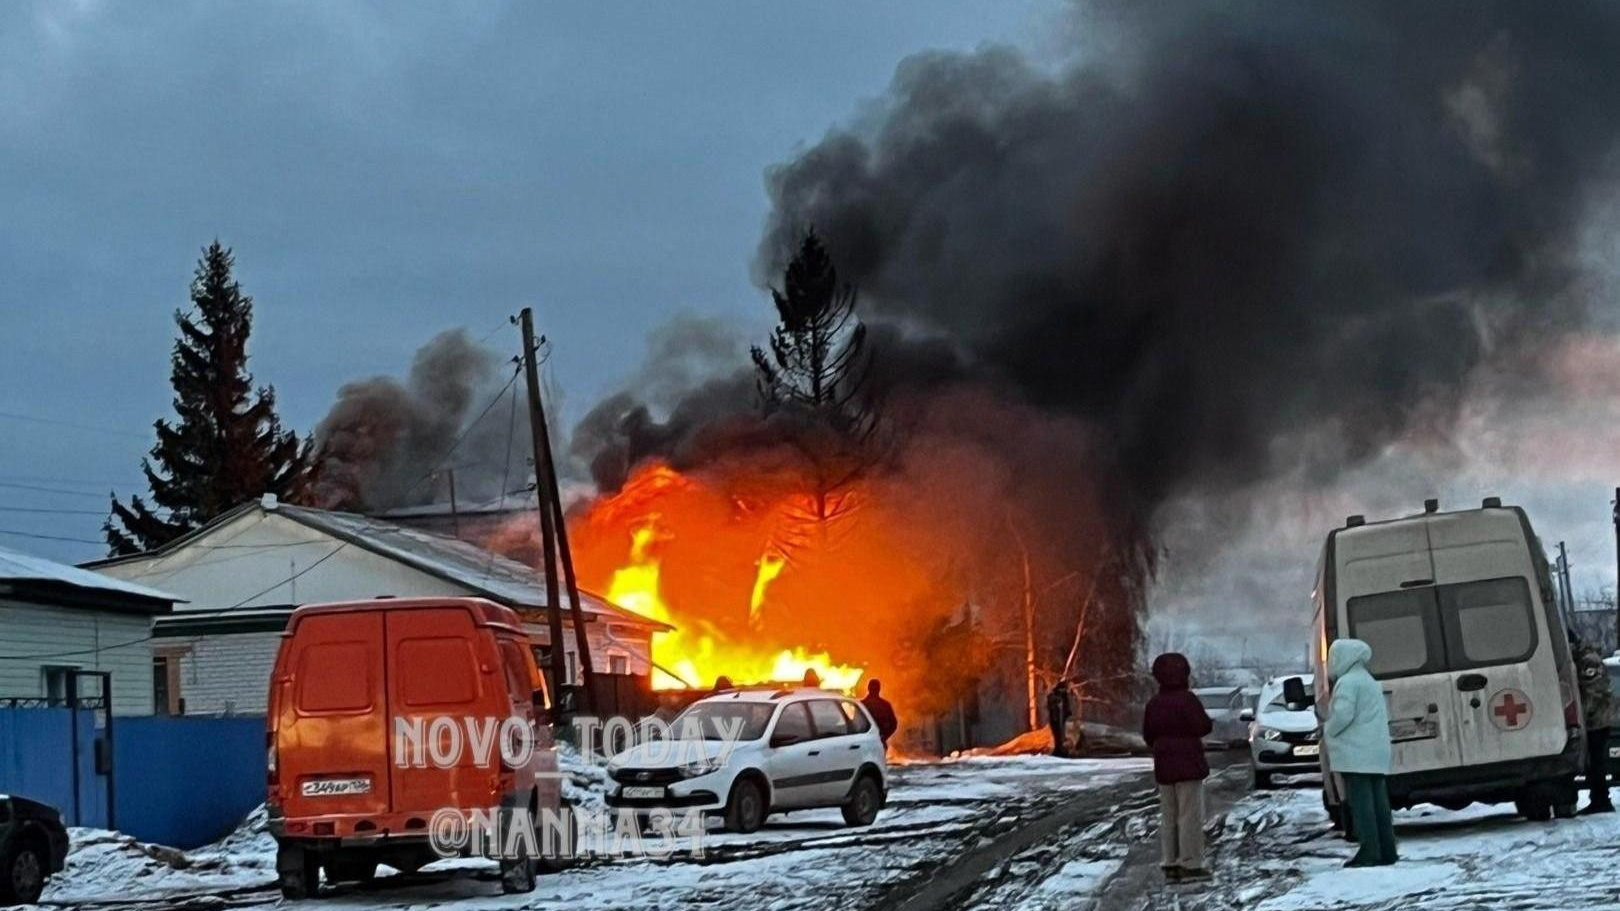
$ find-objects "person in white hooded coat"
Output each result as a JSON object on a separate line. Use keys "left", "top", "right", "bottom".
{"left": 1323, "top": 638, "right": 1398, "bottom": 867}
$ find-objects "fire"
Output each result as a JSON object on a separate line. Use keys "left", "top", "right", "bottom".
{"left": 604, "top": 515, "right": 863, "bottom": 691}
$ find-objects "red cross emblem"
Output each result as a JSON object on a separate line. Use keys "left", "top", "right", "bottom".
{"left": 1490, "top": 689, "right": 1532, "bottom": 730}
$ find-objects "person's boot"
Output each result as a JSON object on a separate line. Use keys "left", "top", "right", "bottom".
{"left": 1178, "top": 867, "right": 1212, "bottom": 883}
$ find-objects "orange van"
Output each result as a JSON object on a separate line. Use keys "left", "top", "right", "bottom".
{"left": 266, "top": 597, "right": 561, "bottom": 898}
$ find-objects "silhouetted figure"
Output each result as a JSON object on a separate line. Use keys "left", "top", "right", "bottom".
{"left": 802, "top": 668, "right": 822, "bottom": 688}
{"left": 862, "top": 679, "right": 899, "bottom": 746}
{"left": 713, "top": 675, "right": 735, "bottom": 694}
{"left": 1047, "top": 681, "right": 1074, "bottom": 758}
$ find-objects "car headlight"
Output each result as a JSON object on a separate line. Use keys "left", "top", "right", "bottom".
{"left": 1259, "top": 728, "right": 1282, "bottom": 742}
{"left": 679, "top": 757, "right": 724, "bottom": 778}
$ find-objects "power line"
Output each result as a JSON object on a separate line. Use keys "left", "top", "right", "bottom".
{"left": 0, "top": 482, "right": 112, "bottom": 500}
{"left": 0, "top": 410, "right": 147, "bottom": 440}
{"left": 0, "top": 505, "right": 108, "bottom": 516}
{"left": 0, "top": 528, "right": 104, "bottom": 545}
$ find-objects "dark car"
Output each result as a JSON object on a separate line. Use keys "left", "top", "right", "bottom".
{"left": 0, "top": 795, "right": 69, "bottom": 905}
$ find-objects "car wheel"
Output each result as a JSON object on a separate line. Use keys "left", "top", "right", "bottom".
{"left": 724, "top": 777, "right": 767, "bottom": 834}
{"left": 841, "top": 774, "right": 883, "bottom": 827}
{"left": 276, "top": 846, "right": 319, "bottom": 900}
{"left": 1, "top": 843, "right": 46, "bottom": 905}
{"left": 499, "top": 857, "right": 537, "bottom": 894}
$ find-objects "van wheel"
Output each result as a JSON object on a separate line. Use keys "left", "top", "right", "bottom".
{"left": 499, "top": 857, "right": 536, "bottom": 894}
{"left": 724, "top": 777, "right": 767, "bottom": 833}
{"left": 537, "top": 799, "right": 576, "bottom": 873}
{"left": 324, "top": 855, "right": 377, "bottom": 883}
{"left": 1554, "top": 801, "right": 1578, "bottom": 819}
{"left": 277, "top": 846, "right": 319, "bottom": 900}
{"left": 1252, "top": 769, "right": 1273, "bottom": 791}
{"left": 842, "top": 773, "right": 883, "bottom": 827}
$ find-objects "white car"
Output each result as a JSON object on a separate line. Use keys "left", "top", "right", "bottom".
{"left": 1245, "top": 674, "right": 1320, "bottom": 788}
{"left": 1193, "top": 685, "right": 1248, "bottom": 749}
{"left": 605, "top": 687, "right": 889, "bottom": 833}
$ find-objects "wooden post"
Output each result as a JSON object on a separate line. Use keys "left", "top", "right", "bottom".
{"left": 519, "top": 308, "right": 569, "bottom": 702}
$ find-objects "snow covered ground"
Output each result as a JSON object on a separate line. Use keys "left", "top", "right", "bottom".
{"left": 36, "top": 753, "right": 1152, "bottom": 911}
{"left": 1210, "top": 786, "right": 1620, "bottom": 910}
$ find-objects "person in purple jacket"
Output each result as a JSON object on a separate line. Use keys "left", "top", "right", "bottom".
{"left": 1142, "top": 652, "right": 1215, "bottom": 883}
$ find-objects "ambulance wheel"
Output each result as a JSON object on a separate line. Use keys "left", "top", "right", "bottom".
{"left": 1515, "top": 793, "right": 1553, "bottom": 822}
{"left": 276, "top": 846, "right": 319, "bottom": 900}
{"left": 1554, "top": 801, "right": 1578, "bottom": 819}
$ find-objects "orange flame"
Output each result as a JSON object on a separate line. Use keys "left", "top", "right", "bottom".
{"left": 605, "top": 516, "right": 863, "bottom": 691}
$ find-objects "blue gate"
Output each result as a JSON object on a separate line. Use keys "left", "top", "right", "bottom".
{"left": 111, "top": 715, "right": 266, "bottom": 848}
{"left": 0, "top": 697, "right": 110, "bottom": 828}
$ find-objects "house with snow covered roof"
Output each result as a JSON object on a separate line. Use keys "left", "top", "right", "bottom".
{"left": 82, "top": 495, "right": 670, "bottom": 716}
{"left": 0, "top": 544, "right": 180, "bottom": 715}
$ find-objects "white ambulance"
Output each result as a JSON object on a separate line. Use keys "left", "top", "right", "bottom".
{"left": 1303, "top": 498, "right": 1584, "bottom": 821}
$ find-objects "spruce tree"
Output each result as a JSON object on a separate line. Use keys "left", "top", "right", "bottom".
{"left": 105, "top": 241, "right": 314, "bottom": 554}
{"left": 751, "top": 230, "right": 878, "bottom": 524}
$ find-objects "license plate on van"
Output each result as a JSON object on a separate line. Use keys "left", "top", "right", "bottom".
{"left": 1293, "top": 744, "right": 1320, "bottom": 757}
{"left": 621, "top": 786, "right": 665, "bottom": 800}
{"left": 1389, "top": 718, "right": 1439, "bottom": 742}
{"left": 1609, "top": 746, "right": 1620, "bottom": 760}
{"left": 301, "top": 777, "right": 372, "bottom": 797}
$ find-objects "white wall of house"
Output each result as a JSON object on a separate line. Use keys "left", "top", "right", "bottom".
{"left": 96, "top": 511, "right": 468, "bottom": 612}
{"left": 0, "top": 598, "right": 155, "bottom": 715}
{"left": 156, "top": 631, "right": 283, "bottom": 716}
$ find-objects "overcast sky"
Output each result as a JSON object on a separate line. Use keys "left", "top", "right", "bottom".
{"left": 0, "top": 0, "right": 1053, "bottom": 563}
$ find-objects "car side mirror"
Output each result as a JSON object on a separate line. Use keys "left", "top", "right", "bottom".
{"left": 1239, "top": 708, "right": 1255, "bottom": 723}
{"left": 1282, "top": 677, "right": 1307, "bottom": 707}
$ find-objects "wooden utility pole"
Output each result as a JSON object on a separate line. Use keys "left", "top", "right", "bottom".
{"left": 519, "top": 308, "right": 570, "bottom": 704}
{"left": 1613, "top": 487, "right": 1620, "bottom": 652}
{"left": 547, "top": 430, "right": 598, "bottom": 713}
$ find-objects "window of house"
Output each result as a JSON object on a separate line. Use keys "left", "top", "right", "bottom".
{"left": 152, "top": 657, "right": 172, "bottom": 716}
{"left": 42, "top": 666, "right": 79, "bottom": 705}
{"left": 608, "top": 653, "right": 629, "bottom": 675}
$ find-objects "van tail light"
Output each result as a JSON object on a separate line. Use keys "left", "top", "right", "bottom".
{"left": 266, "top": 731, "right": 279, "bottom": 787}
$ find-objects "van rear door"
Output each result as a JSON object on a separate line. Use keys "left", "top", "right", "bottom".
{"left": 386, "top": 606, "right": 503, "bottom": 815}
{"left": 1427, "top": 513, "right": 1565, "bottom": 766}
{"left": 1337, "top": 520, "right": 1464, "bottom": 776}
{"left": 278, "top": 611, "right": 392, "bottom": 818}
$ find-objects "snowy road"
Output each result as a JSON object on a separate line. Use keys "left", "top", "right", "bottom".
{"left": 37, "top": 755, "right": 1154, "bottom": 911}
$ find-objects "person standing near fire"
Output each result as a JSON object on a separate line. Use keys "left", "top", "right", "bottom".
{"left": 1047, "top": 681, "right": 1075, "bottom": 757}
{"left": 1142, "top": 652, "right": 1213, "bottom": 883}
{"left": 862, "top": 679, "right": 898, "bottom": 747}
{"left": 1571, "top": 631, "right": 1614, "bottom": 813}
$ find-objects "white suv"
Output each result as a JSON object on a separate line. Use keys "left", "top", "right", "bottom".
{"left": 605, "top": 688, "right": 889, "bottom": 832}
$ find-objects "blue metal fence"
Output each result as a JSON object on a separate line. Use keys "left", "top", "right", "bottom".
{"left": 112, "top": 716, "right": 265, "bottom": 849}
{"left": 0, "top": 704, "right": 108, "bottom": 828}
{"left": 0, "top": 707, "right": 265, "bottom": 849}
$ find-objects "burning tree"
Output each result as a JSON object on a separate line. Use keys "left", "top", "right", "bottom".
{"left": 751, "top": 230, "right": 878, "bottom": 528}
{"left": 105, "top": 241, "right": 314, "bottom": 554}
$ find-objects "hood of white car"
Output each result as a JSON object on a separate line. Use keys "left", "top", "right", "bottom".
{"left": 608, "top": 738, "right": 750, "bottom": 770}
{"left": 1256, "top": 708, "right": 1317, "bottom": 733}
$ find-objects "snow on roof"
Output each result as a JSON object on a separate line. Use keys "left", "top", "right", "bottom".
{"left": 0, "top": 543, "right": 180, "bottom": 605}
{"left": 275, "top": 504, "right": 670, "bottom": 631}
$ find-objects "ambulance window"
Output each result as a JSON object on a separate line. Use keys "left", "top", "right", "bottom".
{"left": 1346, "top": 589, "right": 1444, "bottom": 678}
{"left": 297, "top": 643, "right": 374, "bottom": 713}
{"left": 397, "top": 638, "right": 480, "bottom": 706}
{"left": 1439, "top": 577, "right": 1536, "bottom": 668}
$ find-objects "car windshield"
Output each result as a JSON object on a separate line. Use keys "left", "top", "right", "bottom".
{"left": 1264, "top": 689, "right": 1314, "bottom": 712}
{"left": 672, "top": 701, "right": 777, "bottom": 741}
